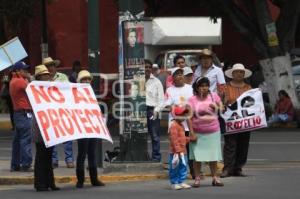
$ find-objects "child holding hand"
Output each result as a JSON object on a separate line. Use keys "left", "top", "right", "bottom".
{"left": 168, "top": 105, "right": 192, "bottom": 190}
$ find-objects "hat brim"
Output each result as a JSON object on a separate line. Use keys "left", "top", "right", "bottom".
{"left": 35, "top": 71, "right": 50, "bottom": 77}
{"left": 225, "top": 68, "right": 252, "bottom": 78}
{"left": 44, "top": 60, "right": 60, "bottom": 67}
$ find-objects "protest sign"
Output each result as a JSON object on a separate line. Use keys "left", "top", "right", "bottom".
{"left": 0, "top": 37, "right": 28, "bottom": 71}
{"left": 221, "top": 88, "right": 267, "bottom": 134}
{"left": 26, "top": 81, "right": 112, "bottom": 147}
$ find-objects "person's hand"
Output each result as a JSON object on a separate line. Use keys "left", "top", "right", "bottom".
{"left": 189, "top": 132, "right": 197, "bottom": 142}
{"left": 150, "top": 111, "right": 159, "bottom": 120}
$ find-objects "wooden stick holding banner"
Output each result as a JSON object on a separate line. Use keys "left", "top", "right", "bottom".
{"left": 221, "top": 88, "right": 267, "bottom": 134}
{"left": 26, "top": 81, "right": 113, "bottom": 147}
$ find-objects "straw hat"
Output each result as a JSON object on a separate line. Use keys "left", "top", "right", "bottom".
{"left": 77, "top": 70, "right": 92, "bottom": 83}
{"left": 35, "top": 65, "right": 50, "bottom": 77}
{"left": 225, "top": 63, "right": 252, "bottom": 78}
{"left": 42, "top": 57, "right": 60, "bottom": 67}
{"left": 199, "top": 49, "right": 213, "bottom": 58}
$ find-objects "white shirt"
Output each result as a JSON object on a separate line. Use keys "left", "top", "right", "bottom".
{"left": 164, "top": 84, "right": 193, "bottom": 131}
{"left": 193, "top": 64, "right": 225, "bottom": 92}
{"left": 146, "top": 74, "right": 164, "bottom": 112}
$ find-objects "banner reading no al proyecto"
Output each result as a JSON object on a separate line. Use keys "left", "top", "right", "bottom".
{"left": 26, "top": 81, "right": 112, "bottom": 147}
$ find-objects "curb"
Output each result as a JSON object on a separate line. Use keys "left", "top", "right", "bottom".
{"left": 0, "top": 121, "right": 11, "bottom": 131}
{"left": 0, "top": 174, "right": 168, "bottom": 185}
{"left": 0, "top": 163, "right": 223, "bottom": 185}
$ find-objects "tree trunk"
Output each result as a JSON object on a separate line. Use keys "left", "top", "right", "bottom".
{"left": 259, "top": 54, "right": 299, "bottom": 109}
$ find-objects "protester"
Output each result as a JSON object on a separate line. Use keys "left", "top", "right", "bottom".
{"left": 183, "top": 67, "right": 194, "bottom": 85}
{"left": 43, "top": 57, "right": 74, "bottom": 168}
{"left": 168, "top": 105, "right": 192, "bottom": 190}
{"left": 69, "top": 60, "right": 81, "bottom": 83}
{"left": 193, "top": 49, "right": 226, "bottom": 178}
{"left": 193, "top": 49, "right": 226, "bottom": 96}
{"left": 145, "top": 59, "right": 164, "bottom": 162}
{"left": 33, "top": 65, "right": 60, "bottom": 192}
{"left": 267, "top": 90, "right": 295, "bottom": 126}
{"left": 221, "top": 63, "right": 252, "bottom": 178}
{"left": 164, "top": 67, "right": 194, "bottom": 179}
{"left": 0, "top": 71, "right": 14, "bottom": 129}
{"left": 166, "top": 55, "right": 186, "bottom": 88}
{"left": 9, "top": 61, "right": 33, "bottom": 172}
{"left": 187, "top": 77, "right": 224, "bottom": 187}
{"left": 75, "top": 70, "right": 105, "bottom": 188}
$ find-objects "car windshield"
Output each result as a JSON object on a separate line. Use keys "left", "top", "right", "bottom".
{"left": 166, "top": 53, "right": 199, "bottom": 69}
{"left": 292, "top": 65, "right": 300, "bottom": 75}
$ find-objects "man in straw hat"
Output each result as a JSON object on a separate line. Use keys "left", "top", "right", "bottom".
{"left": 32, "top": 65, "right": 60, "bottom": 191}
{"left": 42, "top": 57, "right": 74, "bottom": 169}
{"left": 221, "top": 63, "right": 252, "bottom": 178}
{"left": 193, "top": 49, "right": 226, "bottom": 96}
{"left": 9, "top": 61, "right": 33, "bottom": 172}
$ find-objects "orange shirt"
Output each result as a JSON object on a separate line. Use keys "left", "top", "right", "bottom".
{"left": 9, "top": 73, "right": 31, "bottom": 111}
{"left": 169, "top": 120, "right": 189, "bottom": 154}
{"left": 224, "top": 82, "right": 252, "bottom": 105}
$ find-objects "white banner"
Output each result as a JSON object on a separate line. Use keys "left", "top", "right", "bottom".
{"left": 26, "top": 81, "right": 113, "bottom": 147}
{"left": 221, "top": 88, "right": 267, "bottom": 134}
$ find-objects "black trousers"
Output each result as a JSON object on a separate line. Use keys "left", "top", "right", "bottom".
{"left": 223, "top": 132, "right": 251, "bottom": 173}
{"left": 76, "top": 138, "right": 97, "bottom": 170}
{"left": 34, "top": 143, "right": 55, "bottom": 189}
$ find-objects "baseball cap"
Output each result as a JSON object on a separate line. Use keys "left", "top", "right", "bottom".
{"left": 183, "top": 67, "right": 193, "bottom": 76}
{"left": 13, "top": 61, "right": 30, "bottom": 70}
{"left": 171, "top": 67, "right": 184, "bottom": 76}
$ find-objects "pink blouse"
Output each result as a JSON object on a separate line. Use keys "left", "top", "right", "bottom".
{"left": 188, "top": 92, "right": 221, "bottom": 134}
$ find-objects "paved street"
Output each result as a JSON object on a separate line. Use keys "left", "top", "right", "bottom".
{"left": 0, "top": 128, "right": 300, "bottom": 198}
{"left": 0, "top": 167, "right": 299, "bottom": 199}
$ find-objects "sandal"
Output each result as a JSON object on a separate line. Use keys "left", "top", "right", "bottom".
{"left": 192, "top": 176, "right": 201, "bottom": 188}
{"left": 212, "top": 179, "right": 224, "bottom": 187}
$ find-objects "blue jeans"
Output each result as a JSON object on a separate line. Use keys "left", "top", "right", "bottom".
{"left": 168, "top": 154, "right": 188, "bottom": 184}
{"left": 52, "top": 141, "right": 73, "bottom": 164}
{"left": 11, "top": 111, "right": 33, "bottom": 169}
{"left": 268, "top": 113, "right": 290, "bottom": 126}
{"left": 147, "top": 107, "right": 161, "bottom": 161}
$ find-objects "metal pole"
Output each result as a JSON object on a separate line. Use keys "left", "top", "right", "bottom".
{"left": 88, "top": 0, "right": 102, "bottom": 167}
{"left": 41, "top": 0, "right": 48, "bottom": 59}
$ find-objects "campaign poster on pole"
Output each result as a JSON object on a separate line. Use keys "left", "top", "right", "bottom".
{"left": 122, "top": 20, "right": 147, "bottom": 134}
{"left": 221, "top": 88, "right": 267, "bottom": 134}
{"left": 26, "top": 81, "right": 113, "bottom": 147}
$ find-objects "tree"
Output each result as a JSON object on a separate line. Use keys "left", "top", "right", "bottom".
{"left": 144, "top": 0, "right": 300, "bottom": 108}
{"left": 206, "top": 0, "right": 300, "bottom": 108}
{"left": 0, "top": 0, "right": 37, "bottom": 42}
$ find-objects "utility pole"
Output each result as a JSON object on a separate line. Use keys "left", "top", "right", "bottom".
{"left": 88, "top": 0, "right": 102, "bottom": 167}
{"left": 117, "top": 0, "right": 149, "bottom": 162}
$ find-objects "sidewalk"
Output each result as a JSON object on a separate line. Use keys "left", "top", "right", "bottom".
{"left": 0, "top": 160, "right": 223, "bottom": 185}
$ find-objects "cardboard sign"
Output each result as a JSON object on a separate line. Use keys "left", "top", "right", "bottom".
{"left": 0, "top": 37, "right": 28, "bottom": 71}
{"left": 221, "top": 88, "right": 267, "bottom": 134}
{"left": 26, "top": 81, "right": 112, "bottom": 147}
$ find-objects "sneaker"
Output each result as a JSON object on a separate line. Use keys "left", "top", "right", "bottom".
{"left": 52, "top": 162, "right": 59, "bottom": 169}
{"left": 66, "top": 162, "right": 75, "bottom": 168}
{"left": 171, "top": 184, "right": 182, "bottom": 190}
{"left": 180, "top": 183, "right": 191, "bottom": 189}
{"left": 20, "top": 166, "right": 33, "bottom": 172}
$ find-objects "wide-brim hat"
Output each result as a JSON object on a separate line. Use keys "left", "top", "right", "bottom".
{"left": 77, "top": 70, "right": 92, "bottom": 83}
{"left": 42, "top": 57, "right": 60, "bottom": 67}
{"left": 199, "top": 49, "right": 213, "bottom": 58}
{"left": 35, "top": 65, "right": 50, "bottom": 77}
{"left": 225, "top": 63, "right": 252, "bottom": 78}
